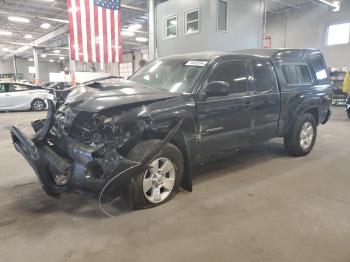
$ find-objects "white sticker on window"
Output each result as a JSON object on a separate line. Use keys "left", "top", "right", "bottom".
{"left": 185, "top": 61, "right": 208, "bottom": 67}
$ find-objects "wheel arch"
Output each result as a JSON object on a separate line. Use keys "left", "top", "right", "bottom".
{"left": 284, "top": 102, "right": 320, "bottom": 136}
{"left": 136, "top": 130, "right": 193, "bottom": 192}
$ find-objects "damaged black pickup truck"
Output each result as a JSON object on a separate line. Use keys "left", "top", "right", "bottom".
{"left": 11, "top": 49, "right": 332, "bottom": 209}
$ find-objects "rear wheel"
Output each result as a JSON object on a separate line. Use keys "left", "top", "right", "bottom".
{"left": 125, "top": 140, "right": 184, "bottom": 209}
{"left": 284, "top": 113, "right": 317, "bottom": 156}
{"left": 31, "top": 99, "right": 46, "bottom": 111}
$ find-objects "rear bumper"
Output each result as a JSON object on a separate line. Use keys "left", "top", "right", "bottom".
{"left": 10, "top": 126, "right": 138, "bottom": 199}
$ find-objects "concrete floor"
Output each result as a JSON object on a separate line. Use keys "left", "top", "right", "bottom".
{"left": 0, "top": 108, "right": 350, "bottom": 262}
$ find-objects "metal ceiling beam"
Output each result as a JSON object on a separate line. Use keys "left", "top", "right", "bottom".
{"left": 2, "top": 25, "right": 68, "bottom": 59}
{"left": 121, "top": 4, "right": 147, "bottom": 12}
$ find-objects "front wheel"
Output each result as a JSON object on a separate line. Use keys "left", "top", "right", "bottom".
{"left": 125, "top": 140, "right": 184, "bottom": 209}
{"left": 284, "top": 113, "right": 317, "bottom": 156}
{"left": 31, "top": 99, "right": 46, "bottom": 111}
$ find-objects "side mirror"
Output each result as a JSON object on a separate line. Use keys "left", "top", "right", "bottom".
{"left": 205, "top": 81, "right": 230, "bottom": 97}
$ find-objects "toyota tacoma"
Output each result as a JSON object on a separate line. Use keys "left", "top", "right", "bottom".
{"left": 11, "top": 49, "right": 332, "bottom": 209}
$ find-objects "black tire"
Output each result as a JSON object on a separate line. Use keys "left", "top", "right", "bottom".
{"left": 284, "top": 113, "right": 317, "bottom": 156}
{"left": 125, "top": 140, "right": 184, "bottom": 210}
{"left": 347, "top": 110, "right": 350, "bottom": 119}
{"left": 31, "top": 99, "right": 46, "bottom": 111}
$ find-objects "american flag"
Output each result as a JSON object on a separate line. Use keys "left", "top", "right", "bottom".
{"left": 67, "top": 0, "right": 122, "bottom": 63}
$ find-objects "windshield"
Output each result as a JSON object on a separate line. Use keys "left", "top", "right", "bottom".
{"left": 129, "top": 58, "right": 208, "bottom": 93}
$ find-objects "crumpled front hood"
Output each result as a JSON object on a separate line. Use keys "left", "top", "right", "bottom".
{"left": 64, "top": 79, "right": 178, "bottom": 112}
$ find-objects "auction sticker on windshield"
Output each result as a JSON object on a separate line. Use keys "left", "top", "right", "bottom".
{"left": 185, "top": 61, "right": 208, "bottom": 67}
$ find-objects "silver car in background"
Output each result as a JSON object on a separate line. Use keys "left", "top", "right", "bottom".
{"left": 0, "top": 82, "right": 49, "bottom": 111}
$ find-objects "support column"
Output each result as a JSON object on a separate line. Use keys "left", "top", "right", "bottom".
{"left": 33, "top": 47, "right": 40, "bottom": 84}
{"left": 148, "top": 0, "right": 156, "bottom": 61}
{"left": 12, "top": 55, "right": 18, "bottom": 81}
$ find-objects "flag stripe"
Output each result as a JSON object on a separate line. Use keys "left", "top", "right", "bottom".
{"left": 71, "top": 0, "right": 79, "bottom": 60}
{"left": 80, "top": 0, "right": 88, "bottom": 62}
{"left": 75, "top": 0, "right": 84, "bottom": 61}
{"left": 98, "top": 7, "right": 104, "bottom": 64}
{"left": 67, "top": 0, "right": 76, "bottom": 61}
{"left": 102, "top": 7, "right": 108, "bottom": 63}
{"left": 111, "top": 10, "right": 116, "bottom": 63}
{"left": 94, "top": 5, "right": 100, "bottom": 62}
{"left": 84, "top": 0, "right": 92, "bottom": 62}
{"left": 118, "top": 11, "right": 122, "bottom": 62}
{"left": 89, "top": 0, "right": 96, "bottom": 62}
{"left": 106, "top": 9, "right": 112, "bottom": 63}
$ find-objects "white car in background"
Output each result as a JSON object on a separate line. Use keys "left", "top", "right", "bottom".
{"left": 0, "top": 82, "right": 49, "bottom": 111}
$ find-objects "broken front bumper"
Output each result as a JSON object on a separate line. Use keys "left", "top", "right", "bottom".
{"left": 10, "top": 126, "right": 138, "bottom": 199}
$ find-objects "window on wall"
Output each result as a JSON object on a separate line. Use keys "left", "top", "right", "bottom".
{"left": 165, "top": 15, "right": 177, "bottom": 39}
{"left": 218, "top": 0, "right": 227, "bottom": 32}
{"left": 327, "top": 23, "right": 350, "bottom": 46}
{"left": 184, "top": 9, "right": 199, "bottom": 35}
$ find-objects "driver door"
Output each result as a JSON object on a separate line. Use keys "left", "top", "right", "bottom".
{"left": 196, "top": 60, "right": 255, "bottom": 159}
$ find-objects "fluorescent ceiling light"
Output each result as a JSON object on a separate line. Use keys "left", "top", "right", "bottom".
{"left": 49, "top": 59, "right": 54, "bottom": 62}
{"left": 128, "top": 24, "right": 142, "bottom": 31}
{"left": 41, "top": 23, "right": 51, "bottom": 29}
{"left": 2, "top": 48, "right": 9, "bottom": 52}
{"left": 0, "top": 30, "right": 12, "bottom": 36}
{"left": 121, "top": 30, "right": 135, "bottom": 37}
{"left": 317, "top": 0, "right": 340, "bottom": 11}
{"left": 28, "top": 58, "right": 34, "bottom": 61}
{"left": 136, "top": 37, "right": 148, "bottom": 42}
{"left": 53, "top": 50, "right": 61, "bottom": 54}
{"left": 59, "top": 57, "right": 65, "bottom": 60}
{"left": 24, "top": 34, "right": 33, "bottom": 39}
{"left": 41, "top": 54, "right": 47, "bottom": 58}
{"left": 8, "top": 16, "right": 30, "bottom": 23}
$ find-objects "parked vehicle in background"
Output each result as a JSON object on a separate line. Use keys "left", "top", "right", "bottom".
{"left": 346, "top": 97, "right": 350, "bottom": 119}
{"left": 11, "top": 49, "right": 332, "bottom": 209}
{"left": 40, "top": 82, "right": 70, "bottom": 90}
{"left": 0, "top": 82, "right": 49, "bottom": 111}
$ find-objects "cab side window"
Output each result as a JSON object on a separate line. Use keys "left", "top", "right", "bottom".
{"left": 208, "top": 61, "right": 248, "bottom": 94}
{"left": 252, "top": 60, "right": 278, "bottom": 94}
{"left": 281, "top": 64, "right": 312, "bottom": 86}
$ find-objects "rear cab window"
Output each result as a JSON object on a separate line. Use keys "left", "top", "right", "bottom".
{"left": 251, "top": 60, "right": 278, "bottom": 94}
{"left": 208, "top": 60, "right": 248, "bottom": 95}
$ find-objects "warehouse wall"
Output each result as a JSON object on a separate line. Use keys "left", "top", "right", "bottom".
{"left": 266, "top": 1, "right": 350, "bottom": 67}
{"left": 0, "top": 59, "right": 63, "bottom": 82}
{"left": 156, "top": 0, "right": 264, "bottom": 57}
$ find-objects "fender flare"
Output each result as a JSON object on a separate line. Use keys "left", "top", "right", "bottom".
{"left": 285, "top": 101, "right": 320, "bottom": 135}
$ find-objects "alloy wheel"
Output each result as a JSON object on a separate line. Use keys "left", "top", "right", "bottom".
{"left": 143, "top": 157, "right": 176, "bottom": 204}
{"left": 299, "top": 121, "right": 314, "bottom": 150}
